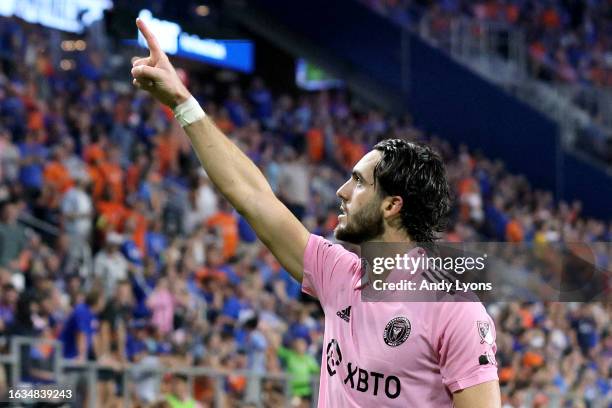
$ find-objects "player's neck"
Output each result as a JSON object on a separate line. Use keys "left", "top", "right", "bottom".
{"left": 369, "top": 227, "right": 412, "bottom": 243}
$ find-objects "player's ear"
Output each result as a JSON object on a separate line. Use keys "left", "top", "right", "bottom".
{"left": 382, "top": 195, "right": 403, "bottom": 217}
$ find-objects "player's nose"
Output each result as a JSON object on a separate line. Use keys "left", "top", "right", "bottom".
{"left": 336, "top": 179, "right": 351, "bottom": 201}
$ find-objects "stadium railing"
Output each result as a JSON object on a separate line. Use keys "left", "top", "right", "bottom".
{"left": 0, "top": 336, "right": 315, "bottom": 408}
{"left": 2, "top": 336, "right": 607, "bottom": 407}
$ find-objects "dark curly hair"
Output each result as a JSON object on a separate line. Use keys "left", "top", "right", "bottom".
{"left": 373, "top": 139, "right": 451, "bottom": 242}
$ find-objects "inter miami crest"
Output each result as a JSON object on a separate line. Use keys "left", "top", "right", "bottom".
{"left": 383, "top": 317, "right": 411, "bottom": 347}
{"left": 477, "top": 321, "right": 494, "bottom": 345}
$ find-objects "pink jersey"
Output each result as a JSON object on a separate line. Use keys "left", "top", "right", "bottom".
{"left": 302, "top": 234, "right": 498, "bottom": 407}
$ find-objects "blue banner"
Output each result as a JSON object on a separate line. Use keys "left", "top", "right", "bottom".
{"left": 136, "top": 9, "right": 254, "bottom": 73}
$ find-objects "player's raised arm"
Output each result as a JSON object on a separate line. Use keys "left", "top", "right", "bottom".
{"left": 131, "top": 18, "right": 309, "bottom": 282}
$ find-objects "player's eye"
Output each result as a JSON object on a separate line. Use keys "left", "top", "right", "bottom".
{"left": 352, "top": 174, "right": 362, "bottom": 184}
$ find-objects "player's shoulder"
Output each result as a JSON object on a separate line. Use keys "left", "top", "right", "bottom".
{"left": 308, "top": 234, "right": 359, "bottom": 263}
{"left": 302, "top": 234, "right": 362, "bottom": 300}
{"left": 436, "top": 301, "right": 491, "bottom": 318}
{"left": 431, "top": 301, "right": 494, "bottom": 331}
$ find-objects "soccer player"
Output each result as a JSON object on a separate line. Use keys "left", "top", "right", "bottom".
{"left": 131, "top": 18, "right": 501, "bottom": 407}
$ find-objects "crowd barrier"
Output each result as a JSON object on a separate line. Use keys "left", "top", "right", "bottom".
{"left": 0, "top": 336, "right": 320, "bottom": 408}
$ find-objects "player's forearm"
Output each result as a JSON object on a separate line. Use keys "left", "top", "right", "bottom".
{"left": 182, "top": 115, "right": 274, "bottom": 214}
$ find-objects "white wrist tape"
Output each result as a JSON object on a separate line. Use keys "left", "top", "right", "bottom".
{"left": 173, "top": 96, "right": 206, "bottom": 127}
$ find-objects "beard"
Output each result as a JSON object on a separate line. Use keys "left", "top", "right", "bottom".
{"left": 334, "top": 198, "right": 385, "bottom": 244}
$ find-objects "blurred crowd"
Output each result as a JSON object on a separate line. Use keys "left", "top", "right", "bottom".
{"left": 0, "top": 15, "right": 609, "bottom": 408}
{"left": 362, "top": 0, "right": 612, "bottom": 87}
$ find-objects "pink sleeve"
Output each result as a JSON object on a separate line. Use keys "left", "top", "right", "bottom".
{"left": 435, "top": 302, "right": 499, "bottom": 393}
{"left": 302, "top": 234, "right": 359, "bottom": 306}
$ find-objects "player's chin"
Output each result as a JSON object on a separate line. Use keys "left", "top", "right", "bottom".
{"left": 334, "top": 227, "right": 362, "bottom": 245}
{"left": 336, "top": 215, "right": 350, "bottom": 233}
{"left": 333, "top": 224, "right": 343, "bottom": 238}
{"left": 334, "top": 223, "right": 350, "bottom": 240}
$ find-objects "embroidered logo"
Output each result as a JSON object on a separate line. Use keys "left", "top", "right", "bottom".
{"left": 383, "top": 317, "right": 411, "bottom": 347}
{"left": 336, "top": 306, "right": 351, "bottom": 323}
{"left": 477, "top": 321, "right": 494, "bottom": 345}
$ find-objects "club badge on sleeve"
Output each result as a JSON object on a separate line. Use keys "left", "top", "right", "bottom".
{"left": 477, "top": 321, "right": 494, "bottom": 345}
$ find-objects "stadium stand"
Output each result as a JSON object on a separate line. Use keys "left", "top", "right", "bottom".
{"left": 360, "top": 0, "right": 612, "bottom": 166}
{"left": 362, "top": 0, "right": 612, "bottom": 86}
{"left": 0, "top": 11, "right": 609, "bottom": 408}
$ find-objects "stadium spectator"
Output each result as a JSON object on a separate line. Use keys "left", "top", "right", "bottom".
{"left": 59, "top": 289, "right": 104, "bottom": 361}
{"left": 60, "top": 172, "right": 93, "bottom": 243}
{"left": 276, "top": 337, "right": 320, "bottom": 405}
{"left": 278, "top": 149, "right": 310, "bottom": 220}
{"left": 129, "top": 340, "right": 164, "bottom": 405}
{"left": 0, "top": 199, "right": 26, "bottom": 270}
{"left": 93, "top": 232, "right": 129, "bottom": 299}
{"left": 206, "top": 199, "right": 239, "bottom": 262}
{"left": 165, "top": 373, "right": 198, "bottom": 408}
{"left": 0, "top": 127, "right": 19, "bottom": 184}
{"left": 18, "top": 131, "right": 46, "bottom": 200}
{"left": 147, "top": 276, "right": 175, "bottom": 336}
{"left": 241, "top": 313, "right": 267, "bottom": 404}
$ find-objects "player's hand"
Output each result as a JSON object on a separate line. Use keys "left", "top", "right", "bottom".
{"left": 131, "top": 18, "right": 191, "bottom": 108}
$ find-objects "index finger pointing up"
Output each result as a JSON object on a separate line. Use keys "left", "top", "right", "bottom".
{"left": 136, "top": 18, "right": 162, "bottom": 57}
